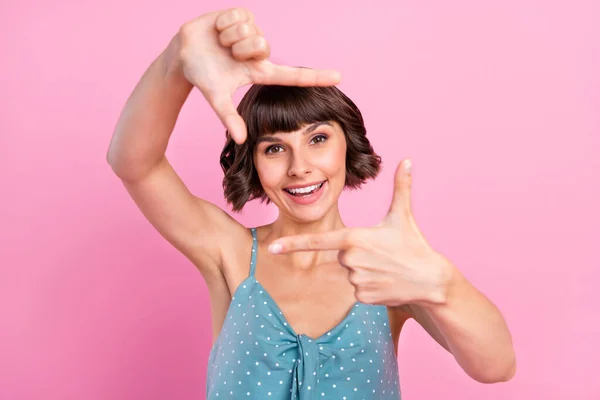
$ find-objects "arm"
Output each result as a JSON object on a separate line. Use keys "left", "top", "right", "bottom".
{"left": 270, "top": 159, "right": 516, "bottom": 384}
{"left": 106, "top": 32, "right": 244, "bottom": 277}
{"left": 401, "top": 263, "right": 516, "bottom": 383}
{"left": 107, "top": 33, "right": 191, "bottom": 182}
{"left": 106, "top": 8, "right": 341, "bottom": 277}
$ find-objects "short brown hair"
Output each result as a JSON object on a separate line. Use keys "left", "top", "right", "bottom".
{"left": 219, "top": 84, "right": 381, "bottom": 212}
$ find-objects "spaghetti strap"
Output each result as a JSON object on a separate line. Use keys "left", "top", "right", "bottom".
{"left": 249, "top": 227, "right": 257, "bottom": 277}
{"left": 207, "top": 225, "right": 402, "bottom": 399}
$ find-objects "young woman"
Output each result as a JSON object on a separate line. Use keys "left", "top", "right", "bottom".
{"left": 107, "top": 8, "right": 516, "bottom": 399}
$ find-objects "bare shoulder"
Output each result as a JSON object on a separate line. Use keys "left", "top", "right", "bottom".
{"left": 182, "top": 199, "right": 256, "bottom": 291}
{"left": 118, "top": 156, "right": 250, "bottom": 282}
{"left": 214, "top": 220, "right": 255, "bottom": 295}
{"left": 195, "top": 218, "right": 254, "bottom": 341}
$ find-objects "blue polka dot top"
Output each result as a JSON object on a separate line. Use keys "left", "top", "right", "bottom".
{"left": 206, "top": 228, "right": 402, "bottom": 399}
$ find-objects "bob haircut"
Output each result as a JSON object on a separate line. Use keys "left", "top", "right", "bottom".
{"left": 219, "top": 84, "right": 381, "bottom": 212}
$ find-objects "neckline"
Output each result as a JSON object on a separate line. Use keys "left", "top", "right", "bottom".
{"left": 252, "top": 275, "right": 360, "bottom": 342}
{"left": 248, "top": 227, "right": 360, "bottom": 342}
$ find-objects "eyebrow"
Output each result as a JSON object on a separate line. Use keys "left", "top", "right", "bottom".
{"left": 256, "top": 121, "right": 332, "bottom": 144}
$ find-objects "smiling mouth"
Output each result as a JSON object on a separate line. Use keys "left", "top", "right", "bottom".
{"left": 283, "top": 181, "right": 326, "bottom": 197}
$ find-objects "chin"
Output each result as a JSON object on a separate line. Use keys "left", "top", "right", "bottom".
{"left": 288, "top": 206, "right": 331, "bottom": 223}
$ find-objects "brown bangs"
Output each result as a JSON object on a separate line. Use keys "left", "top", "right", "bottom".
{"left": 220, "top": 84, "right": 381, "bottom": 212}
{"left": 245, "top": 86, "right": 341, "bottom": 142}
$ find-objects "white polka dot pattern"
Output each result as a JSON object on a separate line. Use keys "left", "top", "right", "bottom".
{"left": 206, "top": 228, "right": 402, "bottom": 399}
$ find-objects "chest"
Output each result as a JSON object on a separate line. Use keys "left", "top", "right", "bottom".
{"left": 219, "top": 237, "right": 406, "bottom": 355}
{"left": 208, "top": 278, "right": 403, "bottom": 399}
{"left": 254, "top": 259, "right": 358, "bottom": 340}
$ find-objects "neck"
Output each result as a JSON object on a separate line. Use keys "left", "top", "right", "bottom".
{"left": 264, "top": 204, "right": 345, "bottom": 270}
{"left": 271, "top": 203, "right": 345, "bottom": 237}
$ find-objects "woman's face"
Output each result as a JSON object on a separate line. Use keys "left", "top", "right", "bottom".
{"left": 253, "top": 120, "right": 347, "bottom": 222}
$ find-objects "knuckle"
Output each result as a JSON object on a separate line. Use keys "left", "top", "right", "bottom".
{"left": 338, "top": 250, "right": 349, "bottom": 266}
{"left": 178, "top": 22, "right": 194, "bottom": 42}
{"left": 237, "top": 22, "right": 250, "bottom": 37}
{"left": 231, "top": 7, "right": 251, "bottom": 23}
{"left": 216, "top": 8, "right": 243, "bottom": 29}
{"left": 217, "top": 31, "right": 230, "bottom": 47}
{"left": 230, "top": 41, "right": 244, "bottom": 57}
{"left": 345, "top": 229, "right": 365, "bottom": 248}
{"left": 343, "top": 249, "right": 359, "bottom": 265}
{"left": 253, "top": 35, "right": 267, "bottom": 50}
{"left": 307, "top": 237, "right": 320, "bottom": 249}
{"left": 235, "top": 7, "right": 250, "bottom": 16}
{"left": 344, "top": 230, "right": 357, "bottom": 246}
{"left": 348, "top": 270, "right": 361, "bottom": 286}
{"left": 214, "top": 12, "right": 227, "bottom": 29}
{"left": 229, "top": 8, "right": 242, "bottom": 21}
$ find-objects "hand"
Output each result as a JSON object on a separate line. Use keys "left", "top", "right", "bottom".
{"left": 177, "top": 8, "right": 341, "bottom": 144}
{"left": 268, "top": 159, "right": 453, "bottom": 308}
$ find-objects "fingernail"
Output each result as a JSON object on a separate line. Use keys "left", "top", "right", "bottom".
{"left": 403, "top": 159, "right": 412, "bottom": 174}
{"left": 268, "top": 243, "right": 282, "bottom": 254}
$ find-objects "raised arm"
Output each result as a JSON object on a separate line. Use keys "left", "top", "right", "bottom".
{"left": 106, "top": 8, "right": 341, "bottom": 278}
{"left": 105, "top": 31, "right": 242, "bottom": 278}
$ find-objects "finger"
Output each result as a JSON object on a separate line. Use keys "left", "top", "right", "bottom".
{"left": 219, "top": 21, "right": 259, "bottom": 48}
{"left": 206, "top": 92, "right": 247, "bottom": 144}
{"left": 387, "top": 158, "right": 413, "bottom": 222}
{"left": 338, "top": 250, "right": 350, "bottom": 267}
{"left": 215, "top": 8, "right": 254, "bottom": 32}
{"left": 338, "top": 249, "right": 363, "bottom": 269}
{"left": 268, "top": 229, "right": 354, "bottom": 254}
{"left": 257, "top": 62, "right": 341, "bottom": 87}
{"left": 231, "top": 35, "right": 270, "bottom": 61}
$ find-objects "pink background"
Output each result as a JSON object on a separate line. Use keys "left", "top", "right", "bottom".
{"left": 1, "top": 0, "right": 599, "bottom": 399}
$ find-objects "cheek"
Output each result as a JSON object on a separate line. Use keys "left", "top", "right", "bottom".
{"left": 255, "top": 159, "right": 286, "bottom": 189}
{"left": 319, "top": 142, "right": 347, "bottom": 176}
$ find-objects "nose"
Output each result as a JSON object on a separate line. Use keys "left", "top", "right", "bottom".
{"left": 287, "top": 152, "right": 312, "bottom": 177}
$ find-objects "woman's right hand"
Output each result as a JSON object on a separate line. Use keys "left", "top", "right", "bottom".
{"left": 177, "top": 8, "right": 341, "bottom": 144}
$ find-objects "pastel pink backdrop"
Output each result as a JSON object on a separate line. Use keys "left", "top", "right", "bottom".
{"left": 1, "top": 0, "right": 598, "bottom": 399}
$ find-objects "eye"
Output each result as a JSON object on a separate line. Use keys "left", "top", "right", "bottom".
{"left": 310, "top": 134, "right": 328, "bottom": 145}
{"left": 265, "top": 144, "right": 284, "bottom": 154}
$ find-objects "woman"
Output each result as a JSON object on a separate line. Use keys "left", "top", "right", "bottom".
{"left": 107, "top": 7, "right": 516, "bottom": 399}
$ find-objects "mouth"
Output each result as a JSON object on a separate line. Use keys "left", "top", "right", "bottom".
{"left": 283, "top": 180, "right": 326, "bottom": 197}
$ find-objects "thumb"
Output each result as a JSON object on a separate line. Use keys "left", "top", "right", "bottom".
{"left": 260, "top": 61, "right": 341, "bottom": 87}
{"left": 387, "top": 158, "right": 413, "bottom": 222}
{"left": 207, "top": 92, "right": 247, "bottom": 144}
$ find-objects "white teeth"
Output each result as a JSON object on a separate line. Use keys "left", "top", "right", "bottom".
{"left": 287, "top": 182, "right": 323, "bottom": 194}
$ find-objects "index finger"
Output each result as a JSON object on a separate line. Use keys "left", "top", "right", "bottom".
{"left": 258, "top": 62, "right": 342, "bottom": 87}
{"left": 268, "top": 228, "right": 354, "bottom": 254}
{"left": 207, "top": 92, "right": 247, "bottom": 144}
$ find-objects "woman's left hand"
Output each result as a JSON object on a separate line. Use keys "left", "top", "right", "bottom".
{"left": 268, "top": 159, "right": 454, "bottom": 308}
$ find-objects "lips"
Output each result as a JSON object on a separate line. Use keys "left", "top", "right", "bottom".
{"left": 283, "top": 180, "right": 326, "bottom": 196}
{"left": 282, "top": 180, "right": 328, "bottom": 206}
